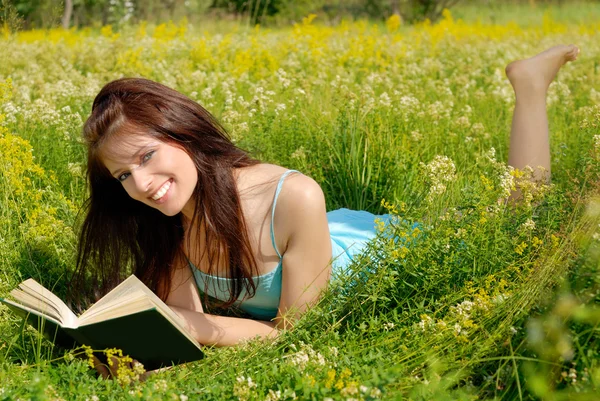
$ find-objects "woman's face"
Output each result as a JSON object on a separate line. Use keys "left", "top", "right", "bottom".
{"left": 100, "top": 133, "right": 198, "bottom": 218}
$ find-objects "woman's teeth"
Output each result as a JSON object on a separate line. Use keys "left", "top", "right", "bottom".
{"left": 152, "top": 180, "right": 172, "bottom": 200}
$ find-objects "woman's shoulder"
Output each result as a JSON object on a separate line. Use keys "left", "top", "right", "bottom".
{"left": 236, "top": 163, "right": 323, "bottom": 203}
{"left": 269, "top": 167, "right": 327, "bottom": 244}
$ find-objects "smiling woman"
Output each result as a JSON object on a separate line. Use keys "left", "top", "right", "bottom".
{"left": 74, "top": 42, "right": 578, "bottom": 374}
{"left": 74, "top": 76, "right": 396, "bottom": 361}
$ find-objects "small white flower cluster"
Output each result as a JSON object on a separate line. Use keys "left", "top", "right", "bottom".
{"left": 67, "top": 162, "right": 84, "bottom": 178}
{"left": 417, "top": 314, "right": 434, "bottom": 332}
{"left": 471, "top": 122, "right": 486, "bottom": 138}
{"left": 290, "top": 146, "right": 307, "bottom": 161}
{"left": 452, "top": 300, "right": 474, "bottom": 320}
{"left": 490, "top": 67, "right": 514, "bottom": 104}
{"left": 498, "top": 167, "right": 515, "bottom": 199}
{"left": 274, "top": 103, "right": 287, "bottom": 116}
{"left": 43, "top": 79, "right": 79, "bottom": 103}
{"left": 424, "top": 100, "right": 453, "bottom": 124}
{"left": 383, "top": 322, "right": 395, "bottom": 331}
{"left": 276, "top": 68, "right": 292, "bottom": 89}
{"left": 201, "top": 86, "right": 213, "bottom": 100}
{"left": 221, "top": 110, "right": 241, "bottom": 125}
{"left": 410, "top": 130, "right": 422, "bottom": 142}
{"left": 20, "top": 99, "right": 61, "bottom": 126}
{"left": 1, "top": 102, "right": 20, "bottom": 125}
{"left": 421, "top": 155, "right": 457, "bottom": 203}
{"left": 233, "top": 376, "right": 257, "bottom": 401}
{"left": 398, "top": 95, "right": 420, "bottom": 110}
{"left": 108, "top": 0, "right": 135, "bottom": 23}
{"left": 520, "top": 218, "right": 536, "bottom": 232}
{"left": 153, "top": 379, "right": 168, "bottom": 392}
{"left": 251, "top": 86, "right": 276, "bottom": 111}
{"left": 264, "top": 388, "right": 297, "bottom": 401}
{"left": 561, "top": 367, "right": 578, "bottom": 384}
{"left": 454, "top": 115, "right": 471, "bottom": 129}
{"left": 329, "top": 384, "right": 382, "bottom": 400}
{"left": 377, "top": 92, "right": 390, "bottom": 108}
{"left": 416, "top": 314, "right": 447, "bottom": 333}
{"left": 482, "top": 147, "right": 516, "bottom": 201}
{"left": 547, "top": 80, "right": 571, "bottom": 106}
{"left": 485, "top": 147, "right": 496, "bottom": 162}
{"left": 593, "top": 135, "right": 600, "bottom": 159}
{"left": 285, "top": 342, "right": 326, "bottom": 369}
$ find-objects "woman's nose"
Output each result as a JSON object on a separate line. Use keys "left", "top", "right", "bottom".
{"left": 130, "top": 170, "right": 152, "bottom": 196}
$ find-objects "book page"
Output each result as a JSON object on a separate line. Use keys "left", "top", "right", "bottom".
{"left": 0, "top": 298, "right": 63, "bottom": 327}
{"left": 10, "top": 279, "right": 78, "bottom": 327}
{"left": 6, "top": 290, "right": 62, "bottom": 322}
{"left": 79, "top": 275, "right": 199, "bottom": 347}
{"left": 81, "top": 275, "right": 142, "bottom": 318}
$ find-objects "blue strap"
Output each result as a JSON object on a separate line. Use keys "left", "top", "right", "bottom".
{"left": 270, "top": 170, "right": 299, "bottom": 259}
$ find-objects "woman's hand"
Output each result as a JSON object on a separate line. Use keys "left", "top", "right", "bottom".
{"left": 91, "top": 354, "right": 168, "bottom": 382}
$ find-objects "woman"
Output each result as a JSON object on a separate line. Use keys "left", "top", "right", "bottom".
{"left": 76, "top": 44, "right": 579, "bottom": 373}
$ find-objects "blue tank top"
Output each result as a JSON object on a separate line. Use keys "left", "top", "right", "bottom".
{"left": 189, "top": 170, "right": 392, "bottom": 320}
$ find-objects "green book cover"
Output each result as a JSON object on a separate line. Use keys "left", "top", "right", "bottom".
{"left": 0, "top": 275, "right": 204, "bottom": 370}
{"left": 76, "top": 308, "right": 204, "bottom": 370}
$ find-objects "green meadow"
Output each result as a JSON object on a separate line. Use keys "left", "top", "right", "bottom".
{"left": 1, "top": 2, "right": 600, "bottom": 399}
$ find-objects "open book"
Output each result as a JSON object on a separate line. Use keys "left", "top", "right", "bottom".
{"left": 0, "top": 275, "right": 203, "bottom": 370}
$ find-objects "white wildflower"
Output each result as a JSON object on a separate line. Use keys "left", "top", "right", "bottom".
{"left": 379, "top": 92, "right": 391, "bottom": 107}
{"left": 485, "top": 147, "right": 497, "bottom": 162}
{"left": 264, "top": 389, "right": 281, "bottom": 401}
{"left": 291, "top": 147, "right": 306, "bottom": 160}
{"left": 275, "top": 103, "right": 286, "bottom": 115}
{"left": 498, "top": 166, "right": 515, "bottom": 199}
{"left": 455, "top": 115, "right": 470, "bottom": 129}
{"left": 471, "top": 122, "right": 485, "bottom": 133}
{"left": 234, "top": 376, "right": 257, "bottom": 401}
{"left": 520, "top": 218, "right": 536, "bottom": 232}
{"left": 410, "top": 130, "right": 422, "bottom": 141}
{"left": 286, "top": 343, "right": 326, "bottom": 369}
{"left": 421, "top": 155, "right": 457, "bottom": 203}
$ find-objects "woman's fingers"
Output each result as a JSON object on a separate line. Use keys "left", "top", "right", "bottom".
{"left": 92, "top": 355, "right": 111, "bottom": 379}
{"left": 93, "top": 355, "right": 153, "bottom": 382}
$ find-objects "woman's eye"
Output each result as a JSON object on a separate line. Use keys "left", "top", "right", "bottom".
{"left": 142, "top": 151, "right": 155, "bottom": 163}
{"left": 118, "top": 172, "right": 130, "bottom": 182}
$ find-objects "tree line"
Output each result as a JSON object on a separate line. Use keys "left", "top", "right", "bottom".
{"left": 0, "top": 0, "right": 583, "bottom": 30}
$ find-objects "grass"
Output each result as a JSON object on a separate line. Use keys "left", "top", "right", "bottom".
{"left": 0, "top": 2, "right": 600, "bottom": 399}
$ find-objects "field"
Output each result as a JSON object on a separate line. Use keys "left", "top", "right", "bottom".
{"left": 1, "top": 2, "right": 600, "bottom": 399}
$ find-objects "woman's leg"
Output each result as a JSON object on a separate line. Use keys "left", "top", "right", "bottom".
{"left": 505, "top": 45, "right": 580, "bottom": 185}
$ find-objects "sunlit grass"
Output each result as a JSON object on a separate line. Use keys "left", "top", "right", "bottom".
{"left": 0, "top": 3, "right": 600, "bottom": 399}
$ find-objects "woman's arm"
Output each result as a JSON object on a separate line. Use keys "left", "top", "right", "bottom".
{"left": 271, "top": 174, "right": 332, "bottom": 328}
{"left": 165, "top": 256, "right": 279, "bottom": 346}
{"left": 169, "top": 306, "right": 277, "bottom": 346}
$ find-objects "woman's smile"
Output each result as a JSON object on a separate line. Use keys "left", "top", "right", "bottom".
{"left": 151, "top": 179, "right": 173, "bottom": 203}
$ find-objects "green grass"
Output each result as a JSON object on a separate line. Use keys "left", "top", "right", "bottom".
{"left": 1, "top": 2, "right": 600, "bottom": 399}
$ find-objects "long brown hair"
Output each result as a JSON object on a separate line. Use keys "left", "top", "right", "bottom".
{"left": 73, "top": 77, "right": 260, "bottom": 308}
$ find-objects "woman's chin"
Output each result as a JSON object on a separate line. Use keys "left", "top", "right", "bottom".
{"left": 156, "top": 205, "right": 182, "bottom": 217}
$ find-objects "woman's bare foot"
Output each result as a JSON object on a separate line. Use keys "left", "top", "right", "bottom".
{"left": 506, "top": 44, "right": 580, "bottom": 97}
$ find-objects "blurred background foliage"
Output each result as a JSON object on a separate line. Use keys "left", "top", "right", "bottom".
{"left": 1, "top": 0, "right": 597, "bottom": 30}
